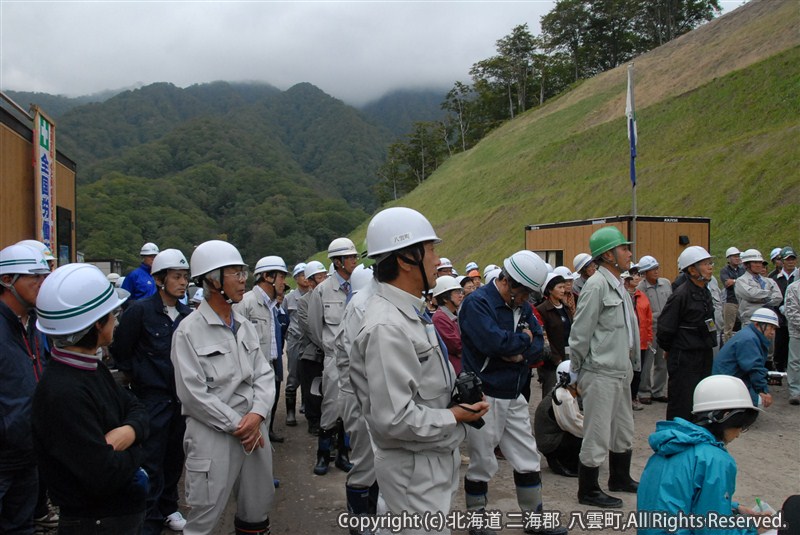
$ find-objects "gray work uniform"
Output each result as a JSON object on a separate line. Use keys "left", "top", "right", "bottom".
{"left": 282, "top": 288, "right": 307, "bottom": 393}
{"left": 735, "top": 271, "right": 783, "bottom": 326}
{"left": 335, "top": 278, "right": 378, "bottom": 488}
{"left": 569, "top": 266, "right": 639, "bottom": 468}
{"left": 637, "top": 276, "right": 672, "bottom": 398}
{"left": 234, "top": 286, "right": 279, "bottom": 371}
{"left": 171, "top": 300, "right": 276, "bottom": 535}
{"left": 307, "top": 274, "right": 349, "bottom": 430}
{"left": 784, "top": 280, "right": 800, "bottom": 398}
{"left": 350, "top": 282, "right": 465, "bottom": 534}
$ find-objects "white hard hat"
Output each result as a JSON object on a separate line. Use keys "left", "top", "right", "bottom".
{"left": 556, "top": 360, "right": 577, "bottom": 386}
{"left": 438, "top": 258, "right": 453, "bottom": 270}
{"left": 545, "top": 263, "right": 554, "bottom": 273}
{"left": 191, "top": 287, "right": 204, "bottom": 304}
{"left": 366, "top": 207, "right": 441, "bottom": 259}
{"left": 751, "top": 308, "right": 779, "bottom": 327}
{"left": 553, "top": 266, "right": 579, "bottom": 280}
{"left": 620, "top": 271, "right": 632, "bottom": 279}
{"left": 485, "top": 268, "right": 502, "bottom": 285}
{"left": 140, "top": 242, "right": 160, "bottom": 256}
{"left": 254, "top": 255, "right": 288, "bottom": 276}
{"left": 328, "top": 238, "right": 358, "bottom": 259}
{"left": 725, "top": 247, "right": 741, "bottom": 258}
{"left": 151, "top": 249, "right": 189, "bottom": 275}
{"left": 432, "top": 275, "right": 461, "bottom": 298}
{"left": 483, "top": 264, "right": 499, "bottom": 277}
{"left": 106, "top": 273, "right": 121, "bottom": 285}
{"left": 543, "top": 273, "right": 566, "bottom": 295}
{"left": 573, "top": 253, "right": 593, "bottom": 273}
{"left": 692, "top": 375, "right": 761, "bottom": 414}
{"left": 0, "top": 244, "right": 51, "bottom": 276}
{"left": 349, "top": 264, "right": 374, "bottom": 293}
{"left": 465, "top": 261, "right": 478, "bottom": 272}
{"left": 637, "top": 255, "right": 659, "bottom": 273}
{"left": 304, "top": 260, "right": 327, "bottom": 279}
{"left": 190, "top": 240, "right": 245, "bottom": 279}
{"left": 740, "top": 248, "right": 764, "bottom": 264}
{"left": 36, "top": 263, "right": 129, "bottom": 336}
{"left": 503, "top": 250, "right": 548, "bottom": 291}
{"left": 16, "top": 239, "right": 56, "bottom": 262}
{"left": 678, "top": 246, "right": 712, "bottom": 271}
{"left": 116, "top": 276, "right": 125, "bottom": 288}
{"left": 292, "top": 263, "right": 307, "bottom": 278}
{"left": 769, "top": 247, "right": 783, "bottom": 261}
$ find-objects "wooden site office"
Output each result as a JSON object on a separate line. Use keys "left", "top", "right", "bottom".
{"left": 1, "top": 92, "right": 77, "bottom": 263}
{"left": 525, "top": 215, "right": 711, "bottom": 282}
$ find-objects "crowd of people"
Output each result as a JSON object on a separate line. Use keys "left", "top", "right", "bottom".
{"left": 1, "top": 213, "right": 798, "bottom": 535}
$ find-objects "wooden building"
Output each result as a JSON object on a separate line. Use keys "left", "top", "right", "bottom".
{"left": 525, "top": 215, "right": 711, "bottom": 282}
{"left": 1, "top": 92, "right": 77, "bottom": 263}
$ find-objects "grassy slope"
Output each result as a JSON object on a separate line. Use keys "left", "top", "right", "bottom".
{"left": 343, "top": 0, "right": 799, "bottom": 270}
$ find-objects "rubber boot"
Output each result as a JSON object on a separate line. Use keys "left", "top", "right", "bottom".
{"left": 314, "top": 430, "right": 332, "bottom": 475}
{"left": 367, "top": 482, "right": 380, "bottom": 514}
{"left": 608, "top": 450, "right": 639, "bottom": 493}
{"left": 577, "top": 463, "right": 622, "bottom": 508}
{"left": 308, "top": 418, "right": 320, "bottom": 436}
{"left": 234, "top": 516, "right": 270, "bottom": 535}
{"left": 346, "top": 485, "right": 372, "bottom": 535}
{"left": 465, "top": 478, "right": 496, "bottom": 535}
{"left": 514, "top": 471, "right": 569, "bottom": 535}
{"left": 335, "top": 419, "right": 354, "bottom": 472}
{"left": 545, "top": 455, "right": 578, "bottom": 478}
{"left": 285, "top": 392, "right": 297, "bottom": 427}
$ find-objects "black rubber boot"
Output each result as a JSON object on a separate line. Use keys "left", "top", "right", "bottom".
{"left": 546, "top": 455, "right": 578, "bottom": 478}
{"left": 314, "top": 430, "right": 332, "bottom": 475}
{"left": 367, "top": 482, "right": 379, "bottom": 514}
{"left": 346, "top": 485, "right": 371, "bottom": 535}
{"left": 608, "top": 450, "right": 639, "bottom": 493}
{"left": 285, "top": 392, "right": 297, "bottom": 427}
{"left": 577, "top": 464, "right": 622, "bottom": 508}
{"left": 234, "top": 516, "right": 270, "bottom": 535}
{"left": 308, "top": 418, "right": 320, "bottom": 436}
{"left": 335, "top": 419, "right": 353, "bottom": 472}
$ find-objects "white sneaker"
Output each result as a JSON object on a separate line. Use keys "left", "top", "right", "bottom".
{"left": 164, "top": 511, "right": 187, "bottom": 531}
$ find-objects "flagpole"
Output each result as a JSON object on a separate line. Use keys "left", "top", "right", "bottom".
{"left": 626, "top": 63, "right": 638, "bottom": 260}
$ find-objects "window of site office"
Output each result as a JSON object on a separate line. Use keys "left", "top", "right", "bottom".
{"left": 533, "top": 251, "right": 562, "bottom": 268}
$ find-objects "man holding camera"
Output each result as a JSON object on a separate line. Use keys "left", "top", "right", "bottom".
{"left": 349, "top": 207, "right": 487, "bottom": 534}
{"left": 459, "top": 250, "right": 567, "bottom": 535}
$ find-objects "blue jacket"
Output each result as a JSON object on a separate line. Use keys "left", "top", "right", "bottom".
{"left": 459, "top": 281, "right": 543, "bottom": 399}
{"left": 0, "top": 302, "right": 45, "bottom": 469}
{"left": 121, "top": 262, "right": 157, "bottom": 301}
{"left": 712, "top": 324, "right": 769, "bottom": 405}
{"left": 110, "top": 293, "right": 191, "bottom": 399}
{"left": 638, "top": 418, "right": 755, "bottom": 535}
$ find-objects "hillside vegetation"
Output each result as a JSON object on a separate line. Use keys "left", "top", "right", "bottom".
{"left": 345, "top": 0, "right": 800, "bottom": 269}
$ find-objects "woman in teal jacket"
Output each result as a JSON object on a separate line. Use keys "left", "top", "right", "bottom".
{"left": 637, "top": 375, "right": 769, "bottom": 535}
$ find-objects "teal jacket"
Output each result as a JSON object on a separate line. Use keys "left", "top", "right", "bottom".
{"left": 712, "top": 324, "right": 769, "bottom": 405}
{"left": 638, "top": 418, "right": 756, "bottom": 535}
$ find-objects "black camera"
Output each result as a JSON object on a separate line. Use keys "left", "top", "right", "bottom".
{"left": 450, "top": 372, "right": 485, "bottom": 429}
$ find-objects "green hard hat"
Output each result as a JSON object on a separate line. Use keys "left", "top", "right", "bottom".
{"left": 590, "top": 226, "right": 632, "bottom": 259}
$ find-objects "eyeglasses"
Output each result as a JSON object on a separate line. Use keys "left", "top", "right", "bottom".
{"left": 224, "top": 269, "right": 250, "bottom": 281}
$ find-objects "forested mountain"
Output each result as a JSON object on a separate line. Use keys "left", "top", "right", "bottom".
{"left": 24, "top": 81, "right": 400, "bottom": 270}
{"left": 5, "top": 88, "right": 123, "bottom": 117}
{"left": 361, "top": 89, "right": 447, "bottom": 138}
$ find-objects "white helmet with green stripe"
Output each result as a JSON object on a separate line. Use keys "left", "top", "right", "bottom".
{"left": 503, "top": 250, "right": 548, "bottom": 292}
{"left": 36, "top": 263, "right": 129, "bottom": 336}
{"left": 0, "top": 244, "right": 51, "bottom": 276}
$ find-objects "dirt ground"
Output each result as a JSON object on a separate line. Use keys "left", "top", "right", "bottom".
{"left": 193, "top": 379, "right": 799, "bottom": 534}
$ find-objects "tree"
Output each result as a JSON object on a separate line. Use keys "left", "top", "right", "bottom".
{"left": 442, "top": 81, "right": 475, "bottom": 152}
{"left": 633, "top": 0, "right": 721, "bottom": 50}
{"left": 541, "top": 0, "right": 592, "bottom": 81}
{"left": 496, "top": 24, "right": 539, "bottom": 114}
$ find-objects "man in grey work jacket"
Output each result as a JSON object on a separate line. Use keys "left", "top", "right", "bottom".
{"left": 350, "top": 206, "right": 488, "bottom": 535}
{"left": 281, "top": 262, "right": 309, "bottom": 426}
{"left": 460, "top": 250, "right": 568, "bottom": 535}
{"left": 307, "top": 238, "right": 358, "bottom": 475}
{"left": 171, "top": 240, "right": 275, "bottom": 535}
{"left": 569, "top": 227, "right": 640, "bottom": 510}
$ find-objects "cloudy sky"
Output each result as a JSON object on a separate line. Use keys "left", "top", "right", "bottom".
{"left": 1, "top": 0, "right": 745, "bottom": 106}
